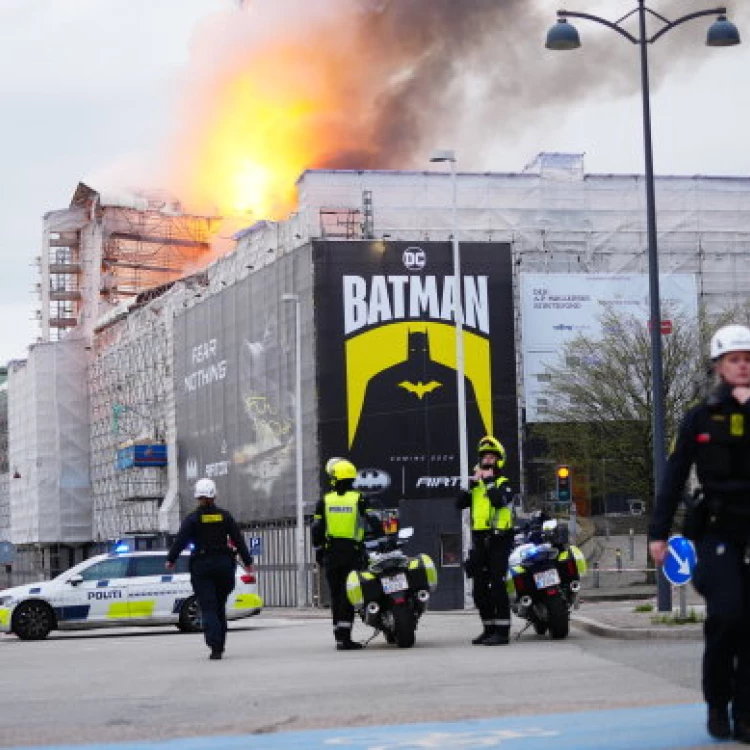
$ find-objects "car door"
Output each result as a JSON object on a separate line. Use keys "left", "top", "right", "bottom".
{"left": 61, "top": 557, "right": 131, "bottom": 625}
{"left": 127, "top": 554, "right": 189, "bottom": 621}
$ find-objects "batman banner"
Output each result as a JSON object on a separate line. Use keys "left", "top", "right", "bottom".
{"left": 314, "top": 240, "right": 517, "bottom": 508}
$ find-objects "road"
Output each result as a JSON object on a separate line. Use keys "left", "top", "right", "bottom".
{"left": 0, "top": 612, "right": 711, "bottom": 749}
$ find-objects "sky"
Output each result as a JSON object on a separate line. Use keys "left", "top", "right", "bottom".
{"left": 1, "top": 0, "right": 749, "bottom": 365}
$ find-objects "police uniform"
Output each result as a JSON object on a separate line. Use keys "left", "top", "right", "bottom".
{"left": 649, "top": 381, "right": 750, "bottom": 737}
{"left": 167, "top": 504, "right": 253, "bottom": 658}
{"left": 457, "top": 470, "right": 514, "bottom": 645}
{"left": 312, "top": 488, "right": 368, "bottom": 649}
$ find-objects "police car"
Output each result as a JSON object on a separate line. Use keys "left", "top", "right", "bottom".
{"left": 0, "top": 550, "right": 263, "bottom": 640}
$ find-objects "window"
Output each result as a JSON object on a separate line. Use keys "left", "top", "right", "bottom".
{"left": 79, "top": 558, "right": 130, "bottom": 582}
{"left": 440, "top": 533, "right": 462, "bottom": 567}
{"left": 131, "top": 556, "right": 169, "bottom": 578}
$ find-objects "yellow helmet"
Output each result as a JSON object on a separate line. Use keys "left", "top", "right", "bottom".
{"left": 330, "top": 459, "right": 357, "bottom": 482}
{"left": 477, "top": 435, "right": 506, "bottom": 467}
{"left": 325, "top": 457, "right": 344, "bottom": 476}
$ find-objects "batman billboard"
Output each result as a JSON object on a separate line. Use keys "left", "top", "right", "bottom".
{"left": 314, "top": 240, "right": 517, "bottom": 508}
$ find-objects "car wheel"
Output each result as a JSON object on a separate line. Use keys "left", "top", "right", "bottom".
{"left": 12, "top": 601, "right": 55, "bottom": 640}
{"left": 177, "top": 596, "right": 203, "bottom": 633}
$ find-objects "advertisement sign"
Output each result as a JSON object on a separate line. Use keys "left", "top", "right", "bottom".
{"left": 174, "top": 250, "right": 310, "bottom": 522}
{"left": 520, "top": 273, "right": 699, "bottom": 422}
{"left": 314, "top": 241, "right": 517, "bottom": 508}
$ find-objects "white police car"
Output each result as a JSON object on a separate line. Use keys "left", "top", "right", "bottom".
{"left": 0, "top": 551, "right": 263, "bottom": 640}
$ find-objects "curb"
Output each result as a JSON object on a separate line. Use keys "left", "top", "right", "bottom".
{"left": 571, "top": 614, "right": 703, "bottom": 640}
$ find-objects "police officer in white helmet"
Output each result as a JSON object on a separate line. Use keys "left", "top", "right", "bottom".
{"left": 166, "top": 478, "right": 254, "bottom": 660}
{"left": 649, "top": 324, "right": 750, "bottom": 742}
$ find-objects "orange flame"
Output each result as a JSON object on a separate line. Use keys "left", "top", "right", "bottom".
{"left": 169, "top": 11, "right": 370, "bottom": 222}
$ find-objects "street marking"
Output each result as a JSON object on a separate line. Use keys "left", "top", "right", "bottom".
{"left": 4, "top": 704, "right": 711, "bottom": 750}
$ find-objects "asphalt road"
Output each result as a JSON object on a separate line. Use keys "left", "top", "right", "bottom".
{"left": 0, "top": 611, "right": 710, "bottom": 749}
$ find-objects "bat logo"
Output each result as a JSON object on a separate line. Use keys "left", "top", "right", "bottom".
{"left": 398, "top": 380, "right": 442, "bottom": 399}
{"left": 354, "top": 468, "right": 391, "bottom": 493}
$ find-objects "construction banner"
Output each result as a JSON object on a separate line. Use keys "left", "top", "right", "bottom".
{"left": 313, "top": 240, "right": 517, "bottom": 508}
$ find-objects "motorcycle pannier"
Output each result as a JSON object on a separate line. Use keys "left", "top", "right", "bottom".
{"left": 406, "top": 553, "right": 438, "bottom": 592}
{"left": 346, "top": 569, "right": 382, "bottom": 608}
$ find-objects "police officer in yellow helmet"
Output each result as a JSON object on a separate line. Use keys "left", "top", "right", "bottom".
{"left": 312, "top": 458, "right": 368, "bottom": 651}
{"left": 649, "top": 324, "right": 750, "bottom": 742}
{"left": 456, "top": 435, "right": 514, "bottom": 645}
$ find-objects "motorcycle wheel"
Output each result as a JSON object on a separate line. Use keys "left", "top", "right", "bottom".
{"left": 532, "top": 620, "right": 548, "bottom": 635}
{"left": 546, "top": 595, "right": 570, "bottom": 640}
{"left": 392, "top": 602, "right": 416, "bottom": 648}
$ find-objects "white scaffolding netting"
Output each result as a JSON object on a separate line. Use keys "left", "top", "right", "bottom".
{"left": 9, "top": 340, "right": 91, "bottom": 544}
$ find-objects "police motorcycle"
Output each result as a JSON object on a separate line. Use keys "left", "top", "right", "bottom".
{"left": 506, "top": 513, "right": 587, "bottom": 640}
{"left": 345, "top": 525, "right": 438, "bottom": 648}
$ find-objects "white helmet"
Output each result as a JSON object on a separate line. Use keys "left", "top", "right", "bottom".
{"left": 194, "top": 477, "right": 216, "bottom": 499}
{"left": 710, "top": 324, "right": 750, "bottom": 360}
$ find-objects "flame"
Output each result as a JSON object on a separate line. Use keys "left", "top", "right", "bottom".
{"left": 170, "top": 13, "right": 369, "bottom": 222}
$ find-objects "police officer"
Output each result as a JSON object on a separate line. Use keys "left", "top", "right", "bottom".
{"left": 457, "top": 435, "right": 514, "bottom": 646}
{"left": 166, "top": 478, "right": 254, "bottom": 661}
{"left": 312, "top": 458, "right": 368, "bottom": 651}
{"left": 649, "top": 324, "right": 750, "bottom": 743}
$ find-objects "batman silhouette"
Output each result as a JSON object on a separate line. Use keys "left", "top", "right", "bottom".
{"left": 350, "top": 329, "right": 486, "bottom": 501}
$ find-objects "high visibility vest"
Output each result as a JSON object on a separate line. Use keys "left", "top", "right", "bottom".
{"left": 324, "top": 491, "right": 364, "bottom": 541}
{"left": 470, "top": 477, "right": 513, "bottom": 531}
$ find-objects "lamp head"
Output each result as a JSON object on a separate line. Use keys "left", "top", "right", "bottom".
{"left": 545, "top": 18, "right": 581, "bottom": 50}
{"left": 281, "top": 293, "right": 299, "bottom": 303}
{"left": 706, "top": 15, "right": 740, "bottom": 47}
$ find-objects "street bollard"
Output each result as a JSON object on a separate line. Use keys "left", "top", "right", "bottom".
{"left": 616, "top": 548, "right": 622, "bottom": 572}
{"left": 593, "top": 561, "right": 600, "bottom": 588}
{"left": 629, "top": 529, "right": 635, "bottom": 561}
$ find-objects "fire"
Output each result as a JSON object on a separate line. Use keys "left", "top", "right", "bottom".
{"left": 170, "top": 15, "right": 368, "bottom": 222}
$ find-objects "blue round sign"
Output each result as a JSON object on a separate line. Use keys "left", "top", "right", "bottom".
{"left": 663, "top": 535, "right": 697, "bottom": 586}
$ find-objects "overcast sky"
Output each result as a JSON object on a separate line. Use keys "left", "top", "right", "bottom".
{"left": 1, "top": 0, "right": 748, "bottom": 365}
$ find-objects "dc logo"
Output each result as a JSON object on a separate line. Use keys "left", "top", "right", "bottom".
{"left": 403, "top": 246, "right": 426, "bottom": 271}
{"left": 186, "top": 457, "right": 198, "bottom": 481}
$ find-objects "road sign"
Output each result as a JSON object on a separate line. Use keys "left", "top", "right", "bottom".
{"left": 248, "top": 536, "right": 263, "bottom": 556}
{"left": 662, "top": 535, "right": 697, "bottom": 586}
{"left": 0, "top": 541, "right": 15, "bottom": 565}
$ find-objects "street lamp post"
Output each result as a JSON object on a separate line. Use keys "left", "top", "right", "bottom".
{"left": 429, "top": 149, "right": 471, "bottom": 607}
{"left": 546, "top": 4, "right": 740, "bottom": 611}
{"left": 282, "top": 292, "right": 306, "bottom": 607}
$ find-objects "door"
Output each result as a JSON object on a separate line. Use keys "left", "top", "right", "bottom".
{"left": 61, "top": 557, "right": 131, "bottom": 624}
{"left": 127, "top": 554, "right": 191, "bottom": 621}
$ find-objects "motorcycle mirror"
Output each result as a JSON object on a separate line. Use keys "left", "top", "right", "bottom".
{"left": 398, "top": 527, "right": 414, "bottom": 540}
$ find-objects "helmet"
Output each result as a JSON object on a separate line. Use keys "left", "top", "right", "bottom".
{"left": 477, "top": 435, "right": 506, "bottom": 468}
{"left": 710, "top": 324, "right": 750, "bottom": 360}
{"left": 325, "top": 457, "right": 344, "bottom": 477}
{"left": 194, "top": 478, "right": 217, "bottom": 499}
{"left": 330, "top": 459, "right": 357, "bottom": 482}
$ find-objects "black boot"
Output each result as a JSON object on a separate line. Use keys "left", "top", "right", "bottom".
{"left": 734, "top": 715, "right": 750, "bottom": 744}
{"left": 707, "top": 705, "right": 731, "bottom": 740}
{"left": 336, "top": 639, "right": 364, "bottom": 651}
{"left": 472, "top": 625, "right": 493, "bottom": 645}
{"left": 483, "top": 626, "right": 510, "bottom": 646}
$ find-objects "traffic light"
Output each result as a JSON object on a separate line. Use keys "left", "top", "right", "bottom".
{"left": 556, "top": 465, "right": 572, "bottom": 502}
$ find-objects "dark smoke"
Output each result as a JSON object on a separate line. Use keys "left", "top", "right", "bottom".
{"left": 320, "top": 0, "right": 747, "bottom": 170}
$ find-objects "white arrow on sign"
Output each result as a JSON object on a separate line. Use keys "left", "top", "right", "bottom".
{"left": 668, "top": 545, "right": 692, "bottom": 576}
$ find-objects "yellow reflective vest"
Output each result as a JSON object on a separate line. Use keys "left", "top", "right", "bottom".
{"left": 470, "top": 477, "right": 513, "bottom": 532}
{"left": 323, "top": 490, "right": 365, "bottom": 542}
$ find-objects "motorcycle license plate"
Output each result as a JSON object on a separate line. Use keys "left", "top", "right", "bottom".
{"left": 533, "top": 568, "right": 561, "bottom": 589}
{"left": 381, "top": 573, "right": 409, "bottom": 594}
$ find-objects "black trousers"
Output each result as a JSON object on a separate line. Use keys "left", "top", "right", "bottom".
{"left": 471, "top": 531, "right": 512, "bottom": 632}
{"left": 693, "top": 535, "right": 750, "bottom": 718}
{"left": 190, "top": 554, "right": 236, "bottom": 653}
{"left": 324, "top": 558, "right": 358, "bottom": 642}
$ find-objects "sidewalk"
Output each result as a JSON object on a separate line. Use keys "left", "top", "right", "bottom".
{"left": 263, "top": 532, "right": 706, "bottom": 640}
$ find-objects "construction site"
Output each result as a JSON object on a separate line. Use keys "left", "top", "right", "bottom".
{"left": 4, "top": 152, "right": 750, "bottom": 606}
